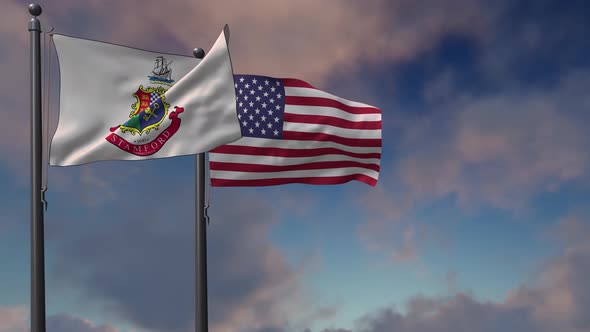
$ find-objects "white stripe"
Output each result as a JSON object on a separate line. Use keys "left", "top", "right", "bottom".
{"left": 209, "top": 152, "right": 381, "bottom": 166}
{"left": 210, "top": 167, "right": 379, "bottom": 180}
{"left": 285, "top": 105, "right": 382, "bottom": 122}
{"left": 283, "top": 122, "right": 382, "bottom": 139}
{"left": 221, "top": 137, "right": 382, "bottom": 154}
{"left": 285, "top": 86, "right": 377, "bottom": 109}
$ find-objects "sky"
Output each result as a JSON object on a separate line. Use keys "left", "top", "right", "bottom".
{"left": 1, "top": 0, "right": 590, "bottom": 331}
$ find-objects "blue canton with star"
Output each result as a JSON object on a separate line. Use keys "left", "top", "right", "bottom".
{"left": 233, "top": 75, "right": 285, "bottom": 139}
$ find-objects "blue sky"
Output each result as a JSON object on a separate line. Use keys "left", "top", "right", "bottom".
{"left": 1, "top": 1, "right": 590, "bottom": 332}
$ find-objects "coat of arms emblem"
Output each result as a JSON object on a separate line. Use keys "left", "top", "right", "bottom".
{"left": 119, "top": 85, "right": 169, "bottom": 136}
{"left": 105, "top": 56, "right": 185, "bottom": 156}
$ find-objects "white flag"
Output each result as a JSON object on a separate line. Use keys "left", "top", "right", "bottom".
{"left": 50, "top": 26, "right": 241, "bottom": 166}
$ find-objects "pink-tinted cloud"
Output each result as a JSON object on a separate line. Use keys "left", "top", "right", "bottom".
{"left": 504, "top": 216, "right": 590, "bottom": 330}
{"left": 0, "top": 306, "right": 27, "bottom": 332}
{"left": 356, "top": 181, "right": 450, "bottom": 264}
{"left": 34, "top": 0, "right": 491, "bottom": 83}
{"left": 314, "top": 216, "right": 590, "bottom": 332}
{"left": 46, "top": 162, "right": 143, "bottom": 207}
{"left": 357, "top": 69, "right": 590, "bottom": 263}
{"left": 45, "top": 170, "right": 327, "bottom": 332}
{"left": 399, "top": 71, "right": 590, "bottom": 211}
{"left": 0, "top": 308, "right": 118, "bottom": 332}
{"left": 47, "top": 314, "right": 119, "bottom": 332}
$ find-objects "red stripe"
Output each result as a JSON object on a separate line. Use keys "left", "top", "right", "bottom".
{"left": 211, "top": 174, "right": 377, "bottom": 187}
{"left": 210, "top": 145, "right": 381, "bottom": 159}
{"left": 285, "top": 96, "right": 381, "bottom": 115}
{"left": 281, "top": 78, "right": 318, "bottom": 89}
{"left": 282, "top": 131, "right": 382, "bottom": 147}
{"left": 283, "top": 113, "right": 382, "bottom": 130}
{"left": 210, "top": 161, "right": 380, "bottom": 173}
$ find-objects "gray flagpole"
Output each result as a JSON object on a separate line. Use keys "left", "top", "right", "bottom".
{"left": 193, "top": 47, "right": 208, "bottom": 332}
{"left": 28, "top": 3, "right": 46, "bottom": 332}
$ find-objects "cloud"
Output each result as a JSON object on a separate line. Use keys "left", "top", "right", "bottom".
{"left": 0, "top": 307, "right": 118, "bottom": 332}
{"left": 503, "top": 216, "right": 590, "bottom": 331}
{"left": 356, "top": 182, "right": 450, "bottom": 264}
{"left": 348, "top": 293, "right": 540, "bottom": 332}
{"left": 357, "top": 69, "right": 590, "bottom": 263}
{"left": 475, "top": 0, "right": 590, "bottom": 84}
{"left": 313, "top": 217, "right": 590, "bottom": 332}
{"left": 46, "top": 162, "right": 143, "bottom": 207}
{"left": 206, "top": 192, "right": 311, "bottom": 332}
{"left": 47, "top": 314, "right": 119, "bottom": 332}
{"left": 45, "top": 170, "right": 317, "bottom": 332}
{"left": 398, "top": 70, "right": 590, "bottom": 211}
{"left": 0, "top": 307, "right": 27, "bottom": 332}
{"left": 36, "top": 0, "right": 491, "bottom": 83}
{"left": 16, "top": 209, "right": 590, "bottom": 332}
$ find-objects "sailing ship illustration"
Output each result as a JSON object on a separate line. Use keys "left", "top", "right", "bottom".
{"left": 148, "top": 56, "right": 174, "bottom": 84}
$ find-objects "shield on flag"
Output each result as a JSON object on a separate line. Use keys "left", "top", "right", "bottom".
{"left": 120, "top": 85, "right": 170, "bottom": 136}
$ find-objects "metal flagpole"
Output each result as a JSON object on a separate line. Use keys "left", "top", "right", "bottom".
{"left": 193, "top": 47, "right": 208, "bottom": 332}
{"left": 28, "top": 3, "right": 46, "bottom": 332}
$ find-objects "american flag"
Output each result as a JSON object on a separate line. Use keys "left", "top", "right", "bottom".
{"left": 209, "top": 75, "right": 382, "bottom": 186}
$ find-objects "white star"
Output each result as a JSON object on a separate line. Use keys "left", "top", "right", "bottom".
{"left": 258, "top": 85, "right": 263, "bottom": 91}
{"left": 237, "top": 114, "right": 242, "bottom": 119}
{"left": 250, "top": 90, "right": 255, "bottom": 95}
{"left": 275, "top": 105, "right": 280, "bottom": 110}
{"left": 252, "top": 78, "right": 257, "bottom": 84}
{"left": 239, "top": 77, "right": 245, "bottom": 82}
{"left": 274, "top": 117, "right": 280, "bottom": 123}
{"left": 262, "top": 102, "right": 267, "bottom": 108}
{"left": 249, "top": 115, "right": 254, "bottom": 121}
{"left": 239, "top": 89, "right": 243, "bottom": 95}
{"left": 244, "top": 96, "right": 249, "bottom": 101}
{"left": 276, "top": 81, "right": 281, "bottom": 86}
{"left": 243, "top": 108, "right": 248, "bottom": 113}
{"left": 242, "top": 120, "right": 247, "bottom": 126}
{"left": 271, "top": 87, "right": 276, "bottom": 92}
{"left": 239, "top": 102, "right": 243, "bottom": 107}
{"left": 270, "top": 98, "right": 275, "bottom": 104}
{"left": 261, "top": 115, "right": 267, "bottom": 121}
{"left": 263, "top": 92, "right": 269, "bottom": 97}
{"left": 264, "top": 79, "right": 269, "bottom": 85}
{"left": 261, "top": 129, "right": 267, "bottom": 135}
{"left": 273, "top": 129, "right": 279, "bottom": 136}
{"left": 256, "top": 96, "right": 261, "bottom": 101}
{"left": 277, "top": 93, "right": 282, "bottom": 98}
{"left": 255, "top": 108, "right": 261, "bottom": 114}
{"left": 249, "top": 128, "right": 254, "bottom": 134}
{"left": 249, "top": 102, "right": 254, "bottom": 107}
{"left": 255, "top": 122, "right": 260, "bottom": 128}
{"left": 268, "top": 110, "right": 274, "bottom": 115}
{"left": 245, "top": 83, "right": 250, "bottom": 89}
{"left": 234, "top": 83, "right": 238, "bottom": 88}
{"left": 267, "top": 123, "right": 273, "bottom": 128}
